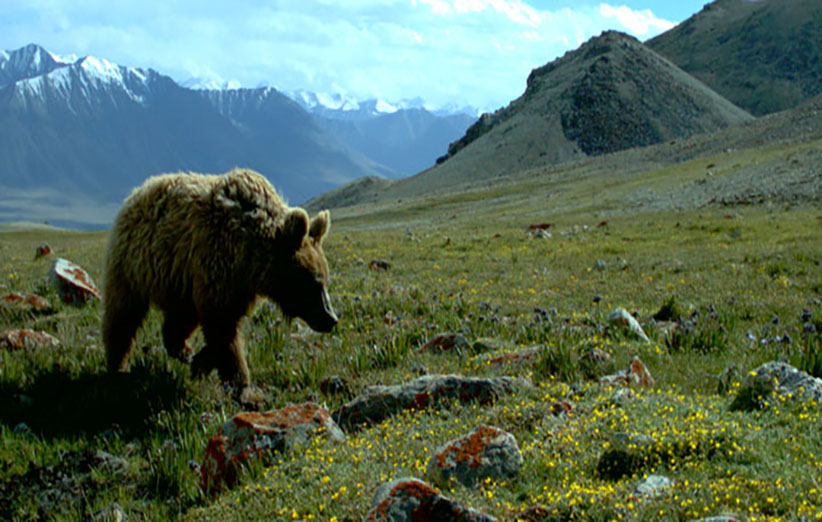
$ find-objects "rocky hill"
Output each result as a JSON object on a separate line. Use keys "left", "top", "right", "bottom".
{"left": 647, "top": 0, "right": 822, "bottom": 116}
{"left": 317, "top": 31, "right": 752, "bottom": 205}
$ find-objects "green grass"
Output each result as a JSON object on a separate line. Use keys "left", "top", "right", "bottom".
{"left": 1, "top": 198, "right": 821, "bottom": 520}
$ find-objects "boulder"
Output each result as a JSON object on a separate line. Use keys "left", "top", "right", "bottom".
{"left": 51, "top": 258, "right": 100, "bottom": 304}
{"left": 599, "top": 357, "right": 655, "bottom": 388}
{"left": 34, "top": 243, "right": 52, "bottom": 260}
{"left": 363, "top": 477, "right": 496, "bottom": 522}
{"left": 731, "top": 361, "right": 822, "bottom": 411}
{"left": 1, "top": 292, "right": 52, "bottom": 313}
{"left": 423, "top": 333, "right": 471, "bottom": 354}
{"left": 0, "top": 328, "right": 60, "bottom": 350}
{"left": 334, "top": 375, "right": 528, "bottom": 432}
{"left": 608, "top": 308, "right": 650, "bottom": 342}
{"left": 475, "top": 345, "right": 545, "bottom": 368}
{"left": 427, "top": 425, "right": 522, "bottom": 487}
{"left": 200, "top": 402, "right": 344, "bottom": 492}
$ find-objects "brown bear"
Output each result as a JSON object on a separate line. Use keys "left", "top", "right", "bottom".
{"left": 102, "top": 168, "right": 337, "bottom": 401}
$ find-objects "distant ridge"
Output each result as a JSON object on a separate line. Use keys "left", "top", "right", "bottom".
{"left": 648, "top": 0, "right": 822, "bottom": 116}
{"left": 393, "top": 31, "right": 752, "bottom": 197}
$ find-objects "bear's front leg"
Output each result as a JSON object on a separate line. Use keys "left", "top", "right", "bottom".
{"left": 193, "top": 319, "right": 262, "bottom": 406}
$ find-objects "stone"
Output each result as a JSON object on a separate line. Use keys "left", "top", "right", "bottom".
{"left": 334, "top": 374, "right": 528, "bottom": 432}
{"left": 0, "top": 328, "right": 60, "bottom": 350}
{"left": 633, "top": 474, "right": 673, "bottom": 499}
{"left": 731, "top": 361, "right": 822, "bottom": 411}
{"left": 428, "top": 425, "right": 522, "bottom": 487}
{"left": 319, "top": 375, "right": 351, "bottom": 396}
{"left": 369, "top": 259, "right": 392, "bottom": 271}
{"left": 34, "top": 243, "right": 52, "bottom": 260}
{"left": 1, "top": 292, "right": 52, "bottom": 313}
{"left": 475, "top": 345, "right": 545, "bottom": 368}
{"left": 423, "top": 333, "right": 471, "bottom": 354}
{"left": 608, "top": 308, "right": 650, "bottom": 342}
{"left": 599, "top": 357, "right": 655, "bottom": 388}
{"left": 363, "top": 477, "right": 496, "bottom": 522}
{"left": 51, "top": 258, "right": 100, "bottom": 304}
{"left": 689, "top": 516, "right": 741, "bottom": 522}
{"left": 200, "top": 402, "right": 344, "bottom": 492}
{"left": 90, "top": 502, "right": 126, "bottom": 522}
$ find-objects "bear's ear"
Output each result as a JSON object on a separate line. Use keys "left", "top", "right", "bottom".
{"left": 309, "top": 210, "right": 330, "bottom": 244}
{"left": 282, "top": 208, "right": 309, "bottom": 248}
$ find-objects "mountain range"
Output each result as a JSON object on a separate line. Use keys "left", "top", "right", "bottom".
{"left": 0, "top": 45, "right": 473, "bottom": 227}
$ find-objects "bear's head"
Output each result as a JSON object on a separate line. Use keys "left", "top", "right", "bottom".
{"left": 273, "top": 208, "right": 338, "bottom": 333}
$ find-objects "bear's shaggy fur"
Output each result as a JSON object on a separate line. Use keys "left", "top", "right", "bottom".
{"left": 102, "top": 168, "right": 337, "bottom": 398}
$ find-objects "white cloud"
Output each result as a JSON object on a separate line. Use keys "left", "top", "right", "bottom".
{"left": 599, "top": 4, "right": 677, "bottom": 36}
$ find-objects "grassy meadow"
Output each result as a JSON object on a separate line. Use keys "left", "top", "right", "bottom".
{"left": 1, "top": 193, "right": 821, "bottom": 520}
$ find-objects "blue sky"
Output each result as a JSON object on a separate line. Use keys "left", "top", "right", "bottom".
{"left": 1, "top": 0, "right": 709, "bottom": 110}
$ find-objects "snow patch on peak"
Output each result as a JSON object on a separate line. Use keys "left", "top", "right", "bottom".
{"left": 80, "top": 56, "right": 123, "bottom": 82}
{"left": 375, "top": 100, "right": 398, "bottom": 114}
{"left": 49, "top": 51, "right": 78, "bottom": 64}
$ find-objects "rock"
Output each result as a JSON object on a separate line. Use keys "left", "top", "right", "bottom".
{"left": 51, "top": 258, "right": 100, "bottom": 304}
{"left": 200, "top": 402, "right": 344, "bottom": 492}
{"left": 423, "top": 333, "right": 471, "bottom": 354}
{"left": 1, "top": 292, "right": 52, "bottom": 313}
{"left": 427, "top": 425, "right": 522, "bottom": 487}
{"left": 363, "top": 477, "right": 496, "bottom": 522}
{"left": 731, "top": 361, "right": 822, "bottom": 411}
{"left": 92, "top": 450, "right": 130, "bottom": 475}
{"left": 609, "top": 387, "right": 636, "bottom": 405}
{"left": 608, "top": 308, "right": 650, "bottom": 342}
{"left": 654, "top": 320, "right": 679, "bottom": 338}
{"left": 90, "top": 502, "right": 126, "bottom": 522}
{"left": 634, "top": 474, "right": 673, "bottom": 499}
{"left": 599, "top": 357, "right": 655, "bottom": 388}
{"left": 13, "top": 422, "right": 31, "bottom": 434}
{"left": 475, "top": 345, "right": 545, "bottom": 368}
{"left": 319, "top": 375, "right": 351, "bottom": 396}
{"left": 550, "top": 401, "right": 573, "bottom": 417}
{"left": 0, "top": 328, "right": 60, "bottom": 350}
{"left": 34, "top": 243, "right": 52, "bottom": 260}
{"left": 369, "top": 259, "right": 392, "bottom": 271}
{"left": 334, "top": 374, "right": 528, "bottom": 432}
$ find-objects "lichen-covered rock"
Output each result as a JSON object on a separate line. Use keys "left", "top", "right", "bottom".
{"left": 51, "top": 257, "right": 100, "bottom": 304}
{"left": 1, "top": 292, "right": 52, "bottom": 313}
{"left": 475, "top": 345, "right": 545, "bottom": 368}
{"left": 34, "top": 243, "right": 52, "bottom": 260}
{"left": 608, "top": 308, "right": 650, "bottom": 342}
{"left": 363, "top": 477, "right": 496, "bottom": 522}
{"left": 423, "top": 333, "right": 471, "bottom": 354}
{"left": 200, "top": 402, "right": 344, "bottom": 492}
{"left": 731, "top": 361, "right": 822, "bottom": 411}
{"left": 334, "top": 375, "right": 528, "bottom": 431}
{"left": 0, "top": 329, "right": 60, "bottom": 350}
{"left": 599, "top": 357, "right": 655, "bottom": 388}
{"left": 428, "top": 425, "right": 522, "bottom": 487}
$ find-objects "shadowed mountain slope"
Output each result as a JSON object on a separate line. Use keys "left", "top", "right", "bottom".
{"left": 647, "top": 0, "right": 822, "bottom": 116}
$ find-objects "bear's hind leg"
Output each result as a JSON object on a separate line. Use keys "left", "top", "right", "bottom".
{"left": 103, "top": 295, "right": 149, "bottom": 373}
{"left": 162, "top": 305, "right": 198, "bottom": 362}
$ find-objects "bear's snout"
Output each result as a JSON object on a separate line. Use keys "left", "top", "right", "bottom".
{"left": 316, "top": 288, "right": 338, "bottom": 332}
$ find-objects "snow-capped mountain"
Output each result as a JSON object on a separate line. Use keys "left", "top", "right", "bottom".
{"left": 0, "top": 44, "right": 384, "bottom": 227}
{"left": 288, "top": 89, "right": 480, "bottom": 120}
{"left": 0, "top": 43, "right": 75, "bottom": 88}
